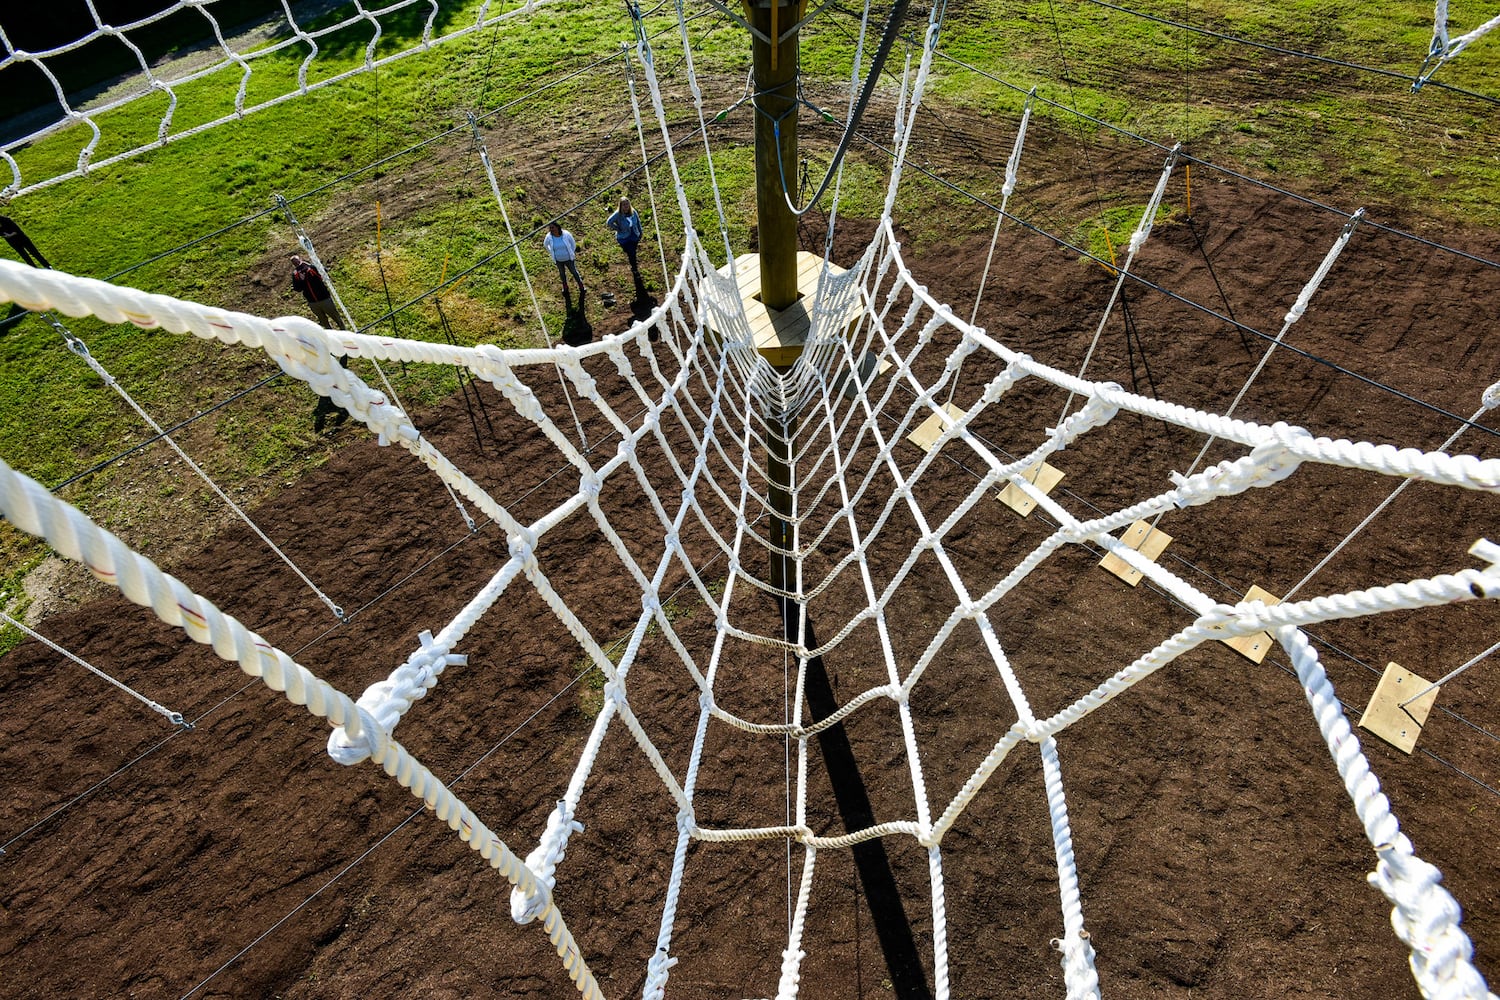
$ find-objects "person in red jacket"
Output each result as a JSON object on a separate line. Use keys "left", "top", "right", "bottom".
{"left": 290, "top": 255, "right": 339, "bottom": 329}
{"left": 289, "top": 255, "right": 349, "bottom": 431}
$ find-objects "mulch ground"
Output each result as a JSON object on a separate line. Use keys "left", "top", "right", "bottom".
{"left": 2, "top": 113, "right": 1499, "bottom": 1000}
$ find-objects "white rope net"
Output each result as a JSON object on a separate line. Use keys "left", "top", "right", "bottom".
{"left": 2, "top": 8, "right": 1499, "bottom": 1000}
{"left": 1, "top": 0, "right": 559, "bottom": 199}
{"left": 5, "top": 0, "right": 1496, "bottom": 198}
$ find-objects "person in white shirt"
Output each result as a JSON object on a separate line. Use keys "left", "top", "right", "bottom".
{"left": 543, "top": 221, "right": 585, "bottom": 301}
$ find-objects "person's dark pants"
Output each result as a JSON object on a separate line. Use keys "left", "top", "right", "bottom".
{"left": 4, "top": 233, "right": 50, "bottom": 269}
{"left": 308, "top": 297, "right": 339, "bottom": 329}
{"left": 621, "top": 238, "right": 640, "bottom": 272}
{"left": 313, "top": 355, "right": 351, "bottom": 432}
{"left": 555, "top": 258, "right": 584, "bottom": 297}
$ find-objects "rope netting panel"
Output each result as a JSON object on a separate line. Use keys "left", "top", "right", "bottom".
{"left": 0, "top": 0, "right": 563, "bottom": 199}
{"left": 3, "top": 10, "right": 1500, "bottom": 1000}
{"left": 5, "top": 0, "right": 1497, "bottom": 198}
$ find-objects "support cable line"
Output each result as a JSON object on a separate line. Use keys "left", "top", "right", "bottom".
{"left": 47, "top": 370, "right": 285, "bottom": 494}
{"left": 760, "top": 0, "right": 922, "bottom": 217}
{"left": 868, "top": 384, "right": 1500, "bottom": 804}
{"left": 1419, "top": 2, "right": 1500, "bottom": 88}
{"left": 4, "top": 3, "right": 1500, "bottom": 997}
{"left": 0, "top": 393, "right": 657, "bottom": 863}
{"left": 1075, "top": 0, "right": 1500, "bottom": 107}
{"left": 50, "top": 317, "right": 347, "bottom": 620}
{"left": 275, "top": 195, "right": 478, "bottom": 533}
{"left": 0, "top": 611, "right": 190, "bottom": 729}
{"left": 923, "top": 45, "right": 1500, "bottom": 272}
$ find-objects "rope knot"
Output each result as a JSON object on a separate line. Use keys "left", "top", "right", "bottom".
{"left": 561, "top": 358, "right": 598, "bottom": 399}
{"left": 326, "top": 705, "right": 385, "bottom": 766}
{"left": 641, "top": 947, "right": 680, "bottom": 1000}
{"left": 508, "top": 528, "right": 539, "bottom": 568}
{"left": 510, "top": 800, "right": 584, "bottom": 924}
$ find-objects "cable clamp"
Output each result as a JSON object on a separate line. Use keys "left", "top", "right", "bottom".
{"left": 1341, "top": 207, "right": 1366, "bottom": 238}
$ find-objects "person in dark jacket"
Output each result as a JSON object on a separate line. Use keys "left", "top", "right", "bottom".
{"left": 0, "top": 215, "right": 50, "bottom": 269}
{"left": 290, "top": 254, "right": 339, "bottom": 329}
{"left": 605, "top": 197, "right": 643, "bottom": 275}
{"left": 289, "top": 255, "right": 348, "bottom": 431}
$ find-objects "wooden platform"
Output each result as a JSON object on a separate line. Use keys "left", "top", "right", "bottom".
{"left": 997, "top": 461, "right": 1064, "bottom": 517}
{"left": 908, "top": 403, "right": 965, "bottom": 453}
{"left": 1359, "top": 662, "right": 1440, "bottom": 754}
{"left": 719, "top": 251, "right": 862, "bottom": 366}
{"left": 1100, "top": 518, "right": 1173, "bottom": 586}
{"left": 1217, "top": 584, "right": 1281, "bottom": 663}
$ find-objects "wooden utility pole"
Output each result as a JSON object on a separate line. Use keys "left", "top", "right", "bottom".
{"left": 750, "top": 0, "right": 801, "bottom": 311}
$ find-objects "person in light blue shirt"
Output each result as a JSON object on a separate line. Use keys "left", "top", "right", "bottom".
{"left": 605, "top": 197, "right": 644, "bottom": 275}
{"left": 543, "top": 221, "right": 585, "bottom": 302}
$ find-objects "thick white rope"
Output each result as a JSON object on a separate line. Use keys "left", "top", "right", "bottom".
{"left": 1057, "top": 144, "right": 1180, "bottom": 425}
{"left": 1282, "top": 384, "right": 1500, "bottom": 601}
{"left": 1162, "top": 207, "right": 1365, "bottom": 512}
{"left": 5, "top": 55, "right": 1500, "bottom": 991}
{"left": 1420, "top": 1, "right": 1500, "bottom": 87}
{"left": 1280, "top": 619, "right": 1499, "bottom": 1000}
{"left": 0, "top": 454, "right": 607, "bottom": 998}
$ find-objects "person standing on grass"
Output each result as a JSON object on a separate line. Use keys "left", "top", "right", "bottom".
{"left": 0, "top": 215, "right": 51, "bottom": 269}
{"left": 605, "top": 197, "right": 644, "bottom": 276}
{"left": 543, "top": 221, "right": 585, "bottom": 303}
{"left": 290, "top": 255, "right": 339, "bottom": 329}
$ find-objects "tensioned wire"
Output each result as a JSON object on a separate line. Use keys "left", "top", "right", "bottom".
{"left": 5, "top": 3, "right": 1494, "bottom": 989}
{"left": 920, "top": 44, "right": 1500, "bottom": 274}
{"left": 27, "top": 0, "right": 1493, "bottom": 330}
{"left": 1081, "top": 0, "right": 1500, "bottom": 109}
{"left": 0, "top": 383, "right": 679, "bottom": 859}
{"left": 93, "top": 10, "right": 719, "bottom": 287}
{"left": 28, "top": 42, "right": 727, "bottom": 498}
{"left": 798, "top": 1, "right": 1500, "bottom": 306}
{"left": 0, "top": 344, "right": 740, "bottom": 869}
{"left": 814, "top": 0, "right": 1500, "bottom": 275}
{"left": 64, "top": 2, "right": 1500, "bottom": 358}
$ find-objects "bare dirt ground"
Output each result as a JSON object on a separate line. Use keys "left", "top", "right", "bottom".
{"left": 2, "top": 80, "right": 1499, "bottom": 1000}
